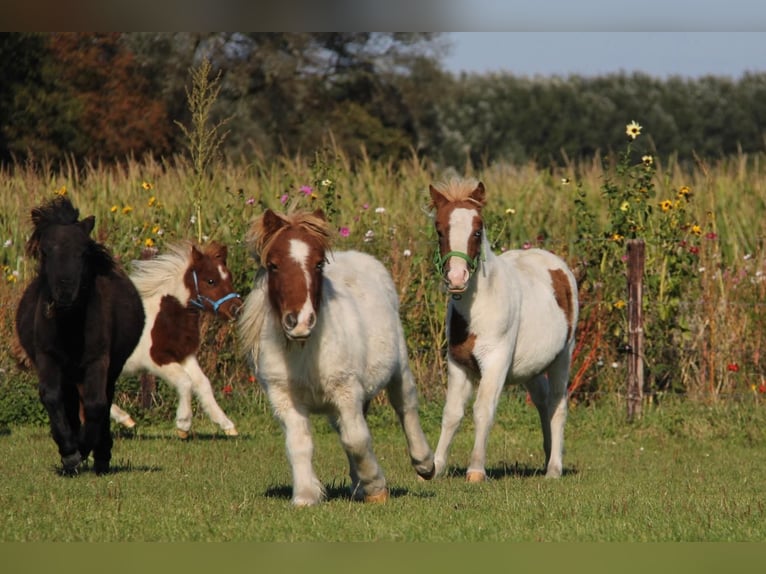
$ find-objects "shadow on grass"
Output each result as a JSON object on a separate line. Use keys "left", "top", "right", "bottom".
{"left": 113, "top": 428, "right": 250, "bottom": 442}
{"left": 264, "top": 483, "right": 436, "bottom": 503}
{"left": 52, "top": 461, "right": 163, "bottom": 477}
{"left": 446, "top": 461, "right": 579, "bottom": 479}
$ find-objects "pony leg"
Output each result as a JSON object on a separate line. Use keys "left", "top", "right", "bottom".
{"left": 524, "top": 374, "right": 552, "bottom": 471}
{"left": 467, "top": 361, "right": 509, "bottom": 482}
{"left": 434, "top": 361, "right": 474, "bottom": 477}
{"left": 36, "top": 358, "right": 81, "bottom": 473}
{"left": 333, "top": 396, "right": 388, "bottom": 503}
{"left": 386, "top": 363, "right": 435, "bottom": 480}
{"left": 272, "top": 391, "right": 324, "bottom": 507}
{"left": 79, "top": 363, "right": 112, "bottom": 474}
{"left": 543, "top": 350, "right": 571, "bottom": 478}
{"left": 182, "top": 356, "right": 238, "bottom": 436}
{"left": 110, "top": 404, "right": 136, "bottom": 429}
{"left": 147, "top": 363, "right": 195, "bottom": 438}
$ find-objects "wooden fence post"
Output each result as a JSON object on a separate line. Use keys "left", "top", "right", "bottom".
{"left": 626, "top": 239, "right": 645, "bottom": 422}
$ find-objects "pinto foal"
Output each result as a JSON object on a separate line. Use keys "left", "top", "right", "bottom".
{"left": 429, "top": 178, "right": 579, "bottom": 481}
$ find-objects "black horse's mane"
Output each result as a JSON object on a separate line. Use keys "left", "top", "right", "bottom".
{"left": 26, "top": 195, "right": 116, "bottom": 276}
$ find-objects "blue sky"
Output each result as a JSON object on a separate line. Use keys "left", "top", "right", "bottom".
{"left": 442, "top": 32, "right": 766, "bottom": 78}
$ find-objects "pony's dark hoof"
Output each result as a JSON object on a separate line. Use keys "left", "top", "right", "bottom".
{"left": 416, "top": 462, "right": 436, "bottom": 481}
{"left": 93, "top": 460, "right": 110, "bottom": 475}
{"left": 60, "top": 452, "right": 82, "bottom": 476}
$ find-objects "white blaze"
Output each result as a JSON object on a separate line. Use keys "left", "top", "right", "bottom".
{"left": 289, "top": 238, "right": 316, "bottom": 334}
{"left": 446, "top": 207, "right": 475, "bottom": 289}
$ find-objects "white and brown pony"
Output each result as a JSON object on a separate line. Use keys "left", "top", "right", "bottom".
{"left": 113, "top": 241, "right": 242, "bottom": 438}
{"left": 238, "top": 209, "right": 434, "bottom": 506}
{"left": 429, "top": 178, "right": 578, "bottom": 481}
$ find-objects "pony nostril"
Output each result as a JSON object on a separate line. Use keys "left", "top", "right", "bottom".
{"left": 307, "top": 312, "right": 316, "bottom": 329}
{"left": 283, "top": 312, "right": 298, "bottom": 330}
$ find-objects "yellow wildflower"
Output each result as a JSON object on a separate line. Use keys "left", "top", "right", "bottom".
{"left": 642, "top": 155, "right": 653, "bottom": 166}
{"left": 614, "top": 299, "right": 626, "bottom": 310}
{"left": 626, "top": 121, "right": 642, "bottom": 140}
{"left": 122, "top": 205, "right": 134, "bottom": 215}
{"left": 152, "top": 225, "right": 161, "bottom": 234}
{"left": 55, "top": 185, "right": 67, "bottom": 196}
{"left": 677, "top": 185, "right": 692, "bottom": 199}
{"left": 505, "top": 208, "right": 516, "bottom": 215}
{"left": 321, "top": 179, "right": 333, "bottom": 187}
{"left": 659, "top": 200, "right": 673, "bottom": 212}
{"left": 110, "top": 205, "right": 118, "bottom": 213}
{"left": 612, "top": 233, "right": 624, "bottom": 241}
{"left": 691, "top": 224, "right": 702, "bottom": 235}
{"left": 142, "top": 181, "right": 153, "bottom": 191}
{"left": 561, "top": 177, "right": 571, "bottom": 185}
{"left": 144, "top": 238, "right": 155, "bottom": 247}
{"left": 620, "top": 202, "right": 630, "bottom": 212}
{"left": 148, "top": 196, "right": 157, "bottom": 207}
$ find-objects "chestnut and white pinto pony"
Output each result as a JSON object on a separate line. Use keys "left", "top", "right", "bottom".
{"left": 112, "top": 241, "right": 242, "bottom": 438}
{"left": 429, "top": 178, "right": 578, "bottom": 481}
{"left": 238, "top": 209, "right": 434, "bottom": 506}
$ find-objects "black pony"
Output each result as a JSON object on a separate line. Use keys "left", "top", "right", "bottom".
{"left": 15, "top": 196, "right": 145, "bottom": 474}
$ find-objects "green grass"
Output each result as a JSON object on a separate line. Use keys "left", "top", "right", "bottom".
{"left": 2, "top": 395, "right": 764, "bottom": 542}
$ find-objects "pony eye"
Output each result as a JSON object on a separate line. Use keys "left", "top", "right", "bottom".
{"left": 267, "top": 262, "right": 278, "bottom": 272}
{"left": 474, "top": 230, "right": 482, "bottom": 239}
{"left": 316, "top": 261, "right": 325, "bottom": 272}
{"left": 207, "top": 278, "right": 215, "bottom": 285}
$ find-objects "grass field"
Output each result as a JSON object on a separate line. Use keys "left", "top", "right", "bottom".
{"left": 1, "top": 395, "right": 764, "bottom": 542}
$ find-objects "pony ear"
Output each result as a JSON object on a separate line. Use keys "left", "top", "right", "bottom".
{"left": 312, "top": 208, "right": 326, "bottom": 221}
{"left": 262, "top": 209, "right": 286, "bottom": 237}
{"left": 470, "top": 182, "right": 487, "bottom": 206}
{"left": 191, "top": 244, "right": 204, "bottom": 265}
{"left": 79, "top": 215, "right": 96, "bottom": 236}
{"left": 429, "top": 185, "right": 447, "bottom": 209}
{"left": 216, "top": 244, "right": 228, "bottom": 262}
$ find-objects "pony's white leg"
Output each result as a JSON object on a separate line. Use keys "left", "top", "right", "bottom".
{"left": 334, "top": 393, "right": 388, "bottom": 503}
{"left": 147, "top": 362, "right": 194, "bottom": 437}
{"left": 386, "top": 363, "right": 435, "bottom": 480}
{"left": 467, "top": 359, "right": 509, "bottom": 482}
{"left": 271, "top": 388, "right": 323, "bottom": 506}
{"left": 109, "top": 404, "right": 136, "bottom": 428}
{"left": 434, "top": 361, "right": 473, "bottom": 477}
{"left": 543, "top": 350, "right": 571, "bottom": 478}
{"left": 182, "top": 356, "right": 237, "bottom": 436}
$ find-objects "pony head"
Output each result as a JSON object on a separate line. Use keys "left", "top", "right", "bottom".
{"left": 27, "top": 196, "right": 112, "bottom": 308}
{"left": 429, "top": 178, "right": 487, "bottom": 293}
{"left": 247, "top": 208, "right": 331, "bottom": 340}
{"left": 187, "top": 241, "right": 243, "bottom": 320}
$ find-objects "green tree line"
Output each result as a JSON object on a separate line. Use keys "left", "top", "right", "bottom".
{"left": 2, "top": 32, "right": 765, "bottom": 168}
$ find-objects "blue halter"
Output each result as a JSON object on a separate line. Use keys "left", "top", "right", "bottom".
{"left": 188, "top": 270, "right": 240, "bottom": 315}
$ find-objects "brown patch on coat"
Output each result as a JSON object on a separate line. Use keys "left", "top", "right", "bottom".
{"left": 549, "top": 268, "right": 575, "bottom": 341}
{"left": 149, "top": 295, "right": 201, "bottom": 365}
{"left": 448, "top": 309, "right": 480, "bottom": 374}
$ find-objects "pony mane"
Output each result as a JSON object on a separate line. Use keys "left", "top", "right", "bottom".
{"left": 26, "top": 196, "right": 83, "bottom": 258}
{"left": 246, "top": 210, "right": 332, "bottom": 266}
{"left": 429, "top": 176, "right": 483, "bottom": 207}
{"left": 26, "top": 196, "right": 115, "bottom": 275}
{"left": 129, "top": 241, "right": 193, "bottom": 298}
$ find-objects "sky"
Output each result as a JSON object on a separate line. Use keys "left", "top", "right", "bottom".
{"left": 442, "top": 33, "right": 766, "bottom": 79}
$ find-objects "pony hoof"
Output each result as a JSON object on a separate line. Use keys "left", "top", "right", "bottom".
{"left": 122, "top": 417, "right": 136, "bottom": 429}
{"left": 224, "top": 427, "right": 239, "bottom": 437}
{"left": 466, "top": 470, "right": 487, "bottom": 483}
{"left": 364, "top": 488, "right": 389, "bottom": 504}
{"left": 416, "top": 462, "right": 436, "bottom": 481}
{"left": 60, "top": 452, "right": 82, "bottom": 475}
{"left": 176, "top": 429, "right": 190, "bottom": 440}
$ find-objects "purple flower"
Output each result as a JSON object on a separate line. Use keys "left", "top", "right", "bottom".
{"left": 280, "top": 193, "right": 289, "bottom": 205}
{"left": 246, "top": 197, "right": 255, "bottom": 206}
{"left": 362, "top": 203, "right": 369, "bottom": 210}
{"left": 300, "top": 185, "right": 313, "bottom": 196}
{"left": 339, "top": 227, "right": 350, "bottom": 238}
{"left": 522, "top": 242, "right": 532, "bottom": 250}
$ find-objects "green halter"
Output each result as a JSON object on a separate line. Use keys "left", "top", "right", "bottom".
{"left": 433, "top": 248, "right": 482, "bottom": 276}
